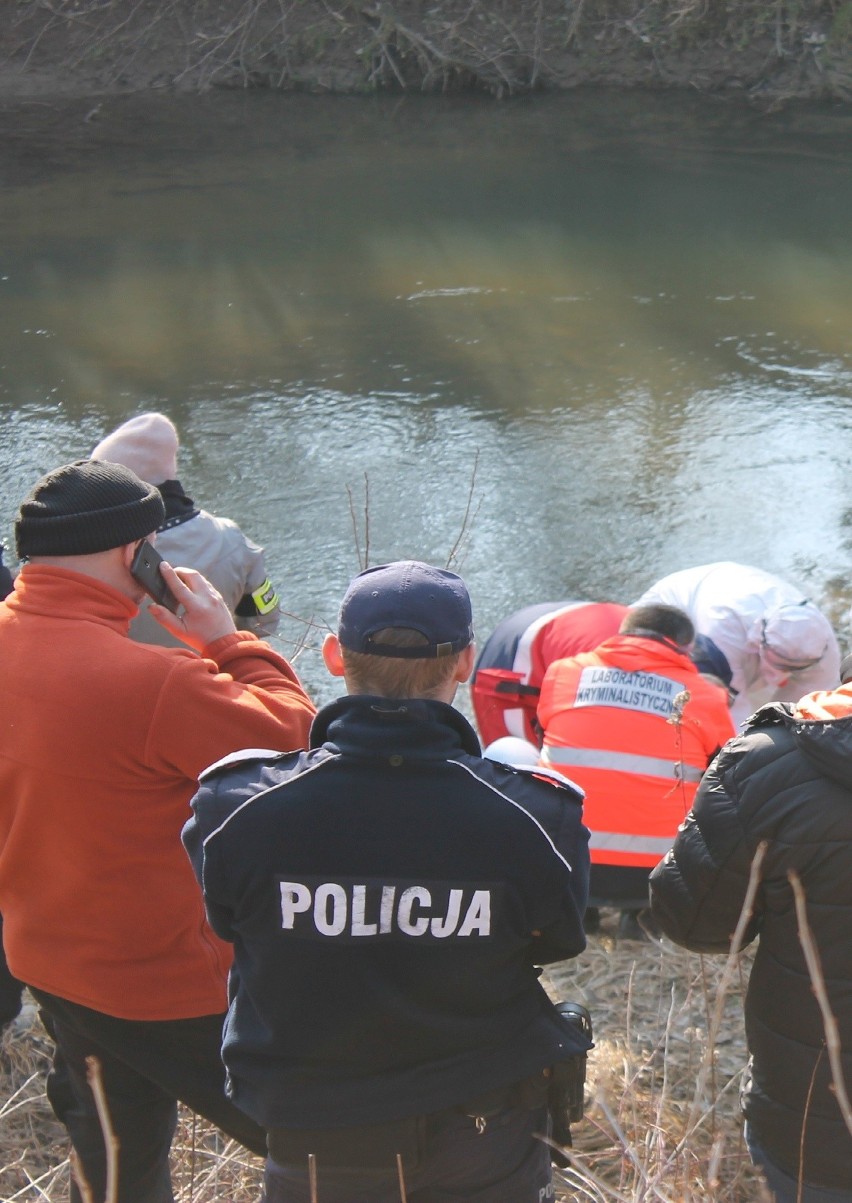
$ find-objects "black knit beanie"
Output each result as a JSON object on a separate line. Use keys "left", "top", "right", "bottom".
{"left": 15, "top": 460, "right": 166, "bottom": 559}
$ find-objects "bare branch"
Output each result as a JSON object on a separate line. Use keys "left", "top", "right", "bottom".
{"left": 70, "top": 1153, "right": 96, "bottom": 1203}
{"left": 346, "top": 481, "right": 364, "bottom": 571}
{"left": 446, "top": 448, "right": 481, "bottom": 570}
{"left": 85, "top": 1056, "right": 119, "bottom": 1203}
{"left": 396, "top": 1151, "right": 409, "bottom": 1202}
{"left": 790, "top": 869, "right": 852, "bottom": 1140}
{"left": 308, "top": 1151, "right": 318, "bottom": 1203}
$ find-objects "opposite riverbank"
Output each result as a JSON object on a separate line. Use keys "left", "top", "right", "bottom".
{"left": 1, "top": 0, "right": 851, "bottom": 106}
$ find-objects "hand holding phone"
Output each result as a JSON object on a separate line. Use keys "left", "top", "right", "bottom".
{"left": 142, "top": 559, "right": 238, "bottom": 651}
{"left": 130, "top": 540, "right": 181, "bottom": 614}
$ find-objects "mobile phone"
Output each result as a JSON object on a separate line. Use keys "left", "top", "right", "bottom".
{"left": 129, "top": 540, "right": 181, "bottom": 614}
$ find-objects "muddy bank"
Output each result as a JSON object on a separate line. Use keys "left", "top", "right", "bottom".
{"left": 1, "top": 0, "right": 851, "bottom": 106}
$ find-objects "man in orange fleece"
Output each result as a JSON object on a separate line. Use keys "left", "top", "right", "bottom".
{"left": 0, "top": 459, "right": 316, "bottom": 1203}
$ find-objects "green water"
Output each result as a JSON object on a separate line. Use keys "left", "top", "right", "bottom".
{"left": 2, "top": 90, "right": 851, "bottom": 701}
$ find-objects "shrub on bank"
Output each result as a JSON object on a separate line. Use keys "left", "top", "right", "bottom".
{"left": 2, "top": 0, "right": 851, "bottom": 102}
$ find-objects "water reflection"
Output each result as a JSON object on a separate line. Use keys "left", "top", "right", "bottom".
{"left": 1, "top": 91, "right": 851, "bottom": 700}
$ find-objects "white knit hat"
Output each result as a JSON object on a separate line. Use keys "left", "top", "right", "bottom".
{"left": 91, "top": 412, "right": 179, "bottom": 485}
{"left": 759, "top": 602, "right": 832, "bottom": 669}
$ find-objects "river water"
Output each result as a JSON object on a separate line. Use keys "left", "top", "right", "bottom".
{"left": 2, "top": 89, "right": 851, "bottom": 703}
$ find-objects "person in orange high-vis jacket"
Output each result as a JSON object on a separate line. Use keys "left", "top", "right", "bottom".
{"left": 537, "top": 603, "right": 735, "bottom": 935}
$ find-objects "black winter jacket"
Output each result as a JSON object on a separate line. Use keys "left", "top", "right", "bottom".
{"left": 649, "top": 702, "right": 852, "bottom": 1189}
{"left": 183, "top": 695, "right": 590, "bottom": 1130}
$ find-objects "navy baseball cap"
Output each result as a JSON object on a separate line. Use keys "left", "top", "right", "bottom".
{"left": 337, "top": 561, "right": 474, "bottom": 659}
{"left": 690, "top": 633, "right": 733, "bottom": 689}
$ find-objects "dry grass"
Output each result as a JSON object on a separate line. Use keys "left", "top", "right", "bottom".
{"left": 0, "top": 1006, "right": 268, "bottom": 1202}
{"left": 0, "top": 1007, "right": 69, "bottom": 1201}
{"left": 546, "top": 911, "right": 769, "bottom": 1201}
{"left": 0, "top": 916, "right": 770, "bottom": 1202}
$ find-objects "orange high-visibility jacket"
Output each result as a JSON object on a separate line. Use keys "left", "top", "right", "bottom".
{"left": 537, "top": 634, "right": 735, "bottom": 869}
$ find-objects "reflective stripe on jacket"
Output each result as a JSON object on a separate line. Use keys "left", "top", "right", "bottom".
{"left": 537, "top": 634, "right": 735, "bottom": 868}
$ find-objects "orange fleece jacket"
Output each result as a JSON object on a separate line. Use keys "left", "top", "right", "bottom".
{"left": 0, "top": 565, "right": 316, "bottom": 1020}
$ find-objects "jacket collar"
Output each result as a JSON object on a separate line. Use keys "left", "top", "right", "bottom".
{"left": 309, "top": 694, "right": 482, "bottom": 759}
{"left": 8, "top": 564, "right": 137, "bottom": 633}
{"left": 157, "top": 479, "right": 199, "bottom": 531}
{"left": 593, "top": 632, "right": 698, "bottom": 674}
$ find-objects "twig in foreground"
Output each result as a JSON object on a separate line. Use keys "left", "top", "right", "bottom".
{"left": 346, "top": 472, "right": 370, "bottom": 571}
{"left": 85, "top": 1056, "right": 119, "bottom": 1203}
{"left": 396, "top": 1151, "right": 408, "bottom": 1202}
{"left": 649, "top": 839, "right": 768, "bottom": 1193}
{"left": 446, "top": 448, "right": 481, "bottom": 571}
{"left": 789, "top": 869, "right": 852, "bottom": 1140}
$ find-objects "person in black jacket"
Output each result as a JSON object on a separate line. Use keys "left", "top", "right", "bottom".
{"left": 649, "top": 684, "right": 852, "bottom": 1203}
{"left": 183, "top": 560, "right": 591, "bottom": 1203}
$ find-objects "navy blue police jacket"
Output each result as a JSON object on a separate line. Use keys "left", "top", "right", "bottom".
{"left": 183, "top": 694, "right": 591, "bottom": 1130}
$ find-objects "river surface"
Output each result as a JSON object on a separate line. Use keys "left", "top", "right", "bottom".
{"left": 2, "top": 89, "right": 851, "bottom": 704}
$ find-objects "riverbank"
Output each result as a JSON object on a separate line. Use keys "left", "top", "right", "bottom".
{"left": 1, "top": 0, "right": 851, "bottom": 106}
{"left": 1, "top": 923, "right": 763, "bottom": 1201}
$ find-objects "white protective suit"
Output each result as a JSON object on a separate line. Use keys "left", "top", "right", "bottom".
{"left": 635, "top": 562, "right": 841, "bottom": 728}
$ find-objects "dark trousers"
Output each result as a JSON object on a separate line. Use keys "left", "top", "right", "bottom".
{"left": 588, "top": 864, "right": 651, "bottom": 911}
{"left": 0, "top": 914, "right": 24, "bottom": 1026}
{"left": 30, "top": 989, "right": 267, "bottom": 1203}
{"left": 264, "top": 1104, "right": 552, "bottom": 1203}
{"left": 745, "top": 1123, "right": 852, "bottom": 1203}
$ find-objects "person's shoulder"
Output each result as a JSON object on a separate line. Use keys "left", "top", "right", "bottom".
{"left": 193, "top": 746, "right": 325, "bottom": 832}
{"left": 118, "top": 637, "right": 199, "bottom": 676}
{"left": 514, "top": 762, "right": 585, "bottom": 800}
{"left": 461, "top": 757, "right": 586, "bottom": 868}
{"left": 187, "top": 507, "right": 242, "bottom": 537}
{"left": 200, "top": 744, "right": 331, "bottom": 788}
{"left": 462, "top": 754, "right": 585, "bottom": 806}
{"left": 200, "top": 508, "right": 265, "bottom": 557}
{"left": 710, "top": 705, "right": 798, "bottom": 790}
{"left": 540, "top": 649, "right": 590, "bottom": 681}
{"left": 683, "top": 668, "right": 734, "bottom": 710}
{"left": 199, "top": 746, "right": 297, "bottom": 782}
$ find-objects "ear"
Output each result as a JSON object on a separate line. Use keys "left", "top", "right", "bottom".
{"left": 120, "top": 541, "right": 141, "bottom": 571}
{"left": 454, "top": 643, "right": 476, "bottom": 684}
{"left": 322, "top": 632, "right": 346, "bottom": 678}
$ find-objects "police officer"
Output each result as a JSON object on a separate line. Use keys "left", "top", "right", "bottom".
{"left": 184, "top": 560, "right": 592, "bottom": 1203}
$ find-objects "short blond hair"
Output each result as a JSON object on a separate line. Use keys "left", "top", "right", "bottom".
{"left": 340, "top": 627, "right": 463, "bottom": 699}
